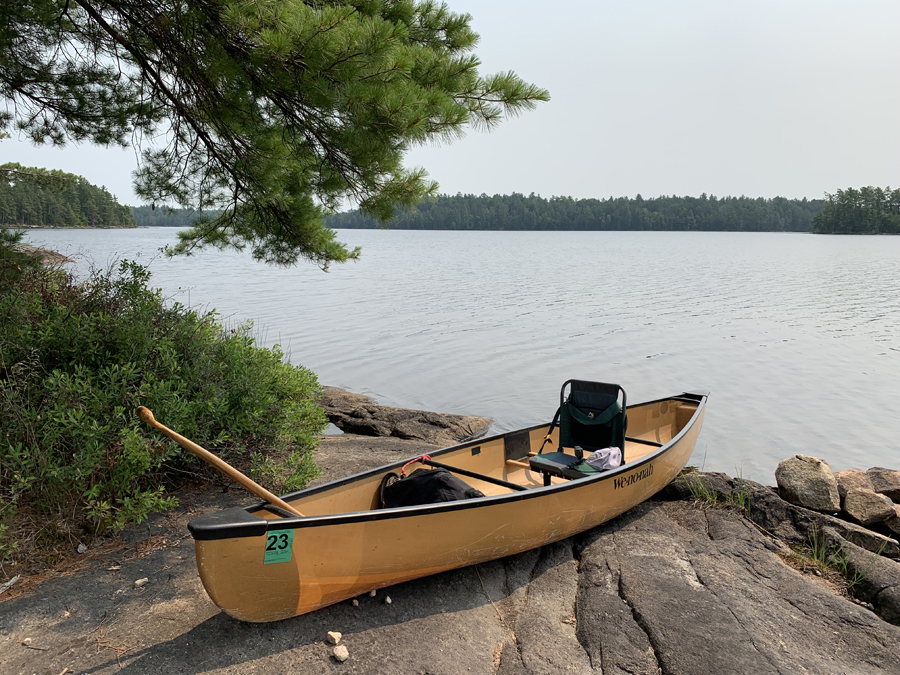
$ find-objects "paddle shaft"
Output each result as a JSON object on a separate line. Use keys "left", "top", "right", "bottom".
{"left": 136, "top": 406, "right": 304, "bottom": 518}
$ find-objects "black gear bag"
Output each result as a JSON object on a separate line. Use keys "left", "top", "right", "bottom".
{"left": 380, "top": 468, "right": 485, "bottom": 509}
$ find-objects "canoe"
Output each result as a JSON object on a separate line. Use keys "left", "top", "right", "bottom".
{"left": 187, "top": 388, "right": 708, "bottom": 622}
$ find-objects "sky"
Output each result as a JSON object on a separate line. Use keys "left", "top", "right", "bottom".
{"left": 3, "top": 0, "right": 898, "bottom": 205}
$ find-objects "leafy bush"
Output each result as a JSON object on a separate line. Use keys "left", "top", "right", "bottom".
{"left": 0, "top": 259, "right": 326, "bottom": 562}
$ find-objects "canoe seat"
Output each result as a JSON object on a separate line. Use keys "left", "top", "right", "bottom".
{"left": 529, "top": 452, "right": 600, "bottom": 485}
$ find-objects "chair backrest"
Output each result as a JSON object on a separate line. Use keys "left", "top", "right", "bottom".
{"left": 558, "top": 379, "right": 627, "bottom": 456}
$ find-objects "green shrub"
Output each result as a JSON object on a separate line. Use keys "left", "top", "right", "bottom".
{"left": 0, "top": 259, "right": 326, "bottom": 560}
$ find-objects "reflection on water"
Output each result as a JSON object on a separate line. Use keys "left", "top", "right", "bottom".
{"left": 24, "top": 227, "right": 900, "bottom": 481}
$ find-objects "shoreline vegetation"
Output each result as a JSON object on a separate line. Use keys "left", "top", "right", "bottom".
{"left": 0, "top": 164, "right": 134, "bottom": 229}
{"left": 0, "top": 224, "right": 138, "bottom": 232}
{"left": 130, "top": 205, "right": 218, "bottom": 228}
{"left": 327, "top": 188, "right": 900, "bottom": 235}
{"left": 0, "top": 249, "right": 327, "bottom": 574}
{"left": 327, "top": 186, "right": 900, "bottom": 234}
{"left": 328, "top": 192, "right": 826, "bottom": 232}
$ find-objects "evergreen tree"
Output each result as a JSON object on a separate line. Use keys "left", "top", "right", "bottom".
{"left": 1, "top": 1, "right": 548, "bottom": 266}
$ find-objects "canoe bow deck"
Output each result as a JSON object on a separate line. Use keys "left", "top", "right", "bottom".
{"left": 188, "top": 390, "right": 708, "bottom": 622}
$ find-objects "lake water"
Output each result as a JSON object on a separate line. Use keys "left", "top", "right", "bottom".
{"left": 23, "top": 227, "right": 900, "bottom": 483}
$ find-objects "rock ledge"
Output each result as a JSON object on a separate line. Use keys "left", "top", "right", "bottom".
{"left": 319, "top": 386, "right": 492, "bottom": 447}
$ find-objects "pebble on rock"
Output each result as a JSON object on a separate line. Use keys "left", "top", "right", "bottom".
{"left": 327, "top": 631, "right": 342, "bottom": 645}
{"left": 368, "top": 589, "right": 376, "bottom": 597}
{"left": 351, "top": 599, "right": 359, "bottom": 607}
{"left": 333, "top": 645, "right": 349, "bottom": 662}
{"left": 134, "top": 578, "right": 149, "bottom": 588}
{"left": 77, "top": 543, "right": 87, "bottom": 554}
{"left": 21, "top": 637, "right": 32, "bottom": 646}
{"left": 384, "top": 596, "right": 392, "bottom": 605}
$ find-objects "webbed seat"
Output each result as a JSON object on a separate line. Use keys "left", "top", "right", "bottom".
{"left": 529, "top": 380, "right": 627, "bottom": 485}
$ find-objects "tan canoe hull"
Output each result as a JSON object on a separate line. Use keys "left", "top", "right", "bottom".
{"left": 191, "top": 393, "right": 706, "bottom": 622}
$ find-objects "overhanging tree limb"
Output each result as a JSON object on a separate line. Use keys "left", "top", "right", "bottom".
{"left": 1, "top": 1, "right": 549, "bottom": 266}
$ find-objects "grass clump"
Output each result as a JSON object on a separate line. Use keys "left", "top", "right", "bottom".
{"left": 684, "top": 471, "right": 718, "bottom": 506}
{"left": 780, "top": 524, "right": 857, "bottom": 598}
{"left": 781, "top": 523, "right": 884, "bottom": 596}
{"left": 0, "top": 256, "right": 327, "bottom": 569}
{"left": 680, "top": 467, "right": 752, "bottom": 514}
{"left": 725, "top": 478, "right": 752, "bottom": 513}
{"left": 807, "top": 524, "right": 843, "bottom": 570}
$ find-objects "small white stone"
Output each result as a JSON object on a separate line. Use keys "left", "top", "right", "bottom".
{"left": 327, "top": 631, "right": 342, "bottom": 645}
{"left": 77, "top": 543, "right": 87, "bottom": 554}
{"left": 134, "top": 578, "right": 149, "bottom": 588}
{"left": 384, "top": 596, "right": 392, "bottom": 605}
{"left": 333, "top": 645, "right": 349, "bottom": 662}
{"left": 21, "top": 637, "right": 32, "bottom": 646}
{"left": 351, "top": 599, "right": 359, "bottom": 607}
{"left": 368, "top": 589, "right": 376, "bottom": 597}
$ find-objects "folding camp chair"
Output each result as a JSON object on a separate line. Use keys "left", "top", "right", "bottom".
{"left": 529, "top": 380, "right": 627, "bottom": 486}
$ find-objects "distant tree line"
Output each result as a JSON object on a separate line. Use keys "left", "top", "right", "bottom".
{"left": 131, "top": 205, "right": 220, "bottom": 228}
{"left": 812, "top": 187, "right": 900, "bottom": 235}
{"left": 0, "top": 164, "right": 134, "bottom": 228}
{"left": 327, "top": 193, "right": 825, "bottom": 232}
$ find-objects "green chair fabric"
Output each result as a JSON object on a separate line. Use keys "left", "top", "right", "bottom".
{"left": 529, "top": 380, "right": 627, "bottom": 484}
{"left": 558, "top": 380, "right": 626, "bottom": 457}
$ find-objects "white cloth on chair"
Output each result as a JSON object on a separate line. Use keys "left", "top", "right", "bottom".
{"left": 585, "top": 446, "right": 622, "bottom": 471}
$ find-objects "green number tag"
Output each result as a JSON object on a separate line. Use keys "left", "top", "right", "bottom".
{"left": 264, "top": 529, "right": 294, "bottom": 564}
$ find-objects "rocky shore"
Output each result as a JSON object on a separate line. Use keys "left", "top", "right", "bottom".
{"left": 12, "top": 243, "right": 74, "bottom": 265}
{"left": 2, "top": 393, "right": 900, "bottom": 674}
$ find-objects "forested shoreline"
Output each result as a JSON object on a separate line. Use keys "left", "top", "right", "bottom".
{"left": 0, "top": 164, "right": 134, "bottom": 228}
{"left": 7, "top": 169, "right": 896, "bottom": 236}
{"left": 132, "top": 205, "right": 218, "bottom": 228}
{"left": 327, "top": 193, "right": 825, "bottom": 232}
{"left": 812, "top": 186, "right": 900, "bottom": 234}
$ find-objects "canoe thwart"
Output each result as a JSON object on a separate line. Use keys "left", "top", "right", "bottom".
{"left": 423, "top": 458, "right": 528, "bottom": 492}
{"left": 625, "top": 436, "right": 664, "bottom": 447}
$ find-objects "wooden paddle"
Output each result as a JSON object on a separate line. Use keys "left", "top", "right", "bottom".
{"left": 136, "top": 406, "right": 305, "bottom": 518}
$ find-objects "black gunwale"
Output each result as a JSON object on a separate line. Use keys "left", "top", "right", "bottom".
{"left": 189, "top": 392, "right": 707, "bottom": 540}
